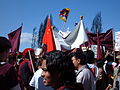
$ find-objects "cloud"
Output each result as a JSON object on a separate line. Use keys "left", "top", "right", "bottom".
{"left": 21, "top": 32, "right": 32, "bottom": 44}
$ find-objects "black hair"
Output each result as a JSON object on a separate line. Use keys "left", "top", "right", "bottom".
{"left": 69, "top": 50, "right": 86, "bottom": 65}
{"left": 36, "top": 57, "right": 43, "bottom": 66}
{"left": 0, "top": 36, "right": 11, "bottom": 53}
{"left": 105, "top": 54, "right": 114, "bottom": 62}
{"left": 42, "top": 50, "right": 76, "bottom": 86}
{"left": 84, "top": 50, "right": 95, "bottom": 64}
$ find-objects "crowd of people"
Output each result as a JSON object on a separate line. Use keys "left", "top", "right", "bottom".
{"left": 0, "top": 36, "right": 120, "bottom": 90}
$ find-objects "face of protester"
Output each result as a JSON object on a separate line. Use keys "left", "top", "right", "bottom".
{"left": 41, "top": 60, "right": 60, "bottom": 88}
{"left": 0, "top": 49, "right": 9, "bottom": 62}
{"left": 98, "top": 68, "right": 103, "bottom": 80}
{"left": 71, "top": 56, "right": 80, "bottom": 70}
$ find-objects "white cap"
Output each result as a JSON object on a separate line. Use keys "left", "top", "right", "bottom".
{"left": 35, "top": 48, "right": 43, "bottom": 56}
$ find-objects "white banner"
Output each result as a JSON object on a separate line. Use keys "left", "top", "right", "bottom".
{"left": 115, "top": 31, "right": 120, "bottom": 51}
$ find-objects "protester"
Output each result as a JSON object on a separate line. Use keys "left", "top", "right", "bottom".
{"left": 96, "top": 67, "right": 108, "bottom": 90}
{"left": 0, "top": 36, "right": 21, "bottom": 90}
{"left": 84, "top": 50, "right": 99, "bottom": 78}
{"left": 16, "top": 52, "right": 24, "bottom": 71}
{"left": 41, "top": 50, "right": 84, "bottom": 90}
{"left": 29, "top": 57, "right": 53, "bottom": 90}
{"left": 18, "top": 48, "right": 35, "bottom": 90}
{"left": 103, "top": 54, "right": 117, "bottom": 87}
{"left": 69, "top": 50, "right": 95, "bottom": 90}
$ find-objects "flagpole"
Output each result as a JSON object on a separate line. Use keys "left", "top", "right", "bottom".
{"left": 96, "top": 27, "right": 103, "bottom": 60}
{"left": 28, "top": 50, "right": 35, "bottom": 73}
{"left": 59, "top": 8, "right": 70, "bottom": 32}
{"left": 61, "top": 22, "right": 66, "bottom": 31}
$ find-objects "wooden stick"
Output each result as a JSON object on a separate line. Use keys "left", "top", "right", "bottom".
{"left": 28, "top": 50, "right": 35, "bottom": 73}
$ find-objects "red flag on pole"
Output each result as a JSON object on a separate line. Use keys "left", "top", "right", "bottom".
{"left": 97, "top": 31, "right": 103, "bottom": 60}
{"left": 87, "top": 29, "right": 113, "bottom": 51}
{"left": 8, "top": 26, "right": 22, "bottom": 53}
{"left": 42, "top": 17, "right": 56, "bottom": 52}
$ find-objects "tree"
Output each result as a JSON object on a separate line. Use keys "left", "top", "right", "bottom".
{"left": 31, "top": 27, "right": 37, "bottom": 50}
{"left": 91, "top": 12, "right": 102, "bottom": 33}
{"left": 37, "top": 15, "right": 50, "bottom": 48}
{"left": 37, "top": 23, "right": 44, "bottom": 48}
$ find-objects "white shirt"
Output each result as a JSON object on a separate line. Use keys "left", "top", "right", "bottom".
{"left": 29, "top": 69, "right": 42, "bottom": 90}
{"left": 87, "top": 63, "right": 99, "bottom": 78}
{"left": 29, "top": 69, "right": 53, "bottom": 90}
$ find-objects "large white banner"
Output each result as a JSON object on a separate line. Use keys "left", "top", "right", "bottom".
{"left": 115, "top": 31, "right": 120, "bottom": 51}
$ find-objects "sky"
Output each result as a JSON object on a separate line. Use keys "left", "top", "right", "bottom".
{"left": 0, "top": 0, "right": 120, "bottom": 51}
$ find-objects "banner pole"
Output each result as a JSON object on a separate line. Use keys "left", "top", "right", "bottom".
{"left": 28, "top": 50, "right": 35, "bottom": 73}
{"left": 61, "top": 22, "right": 66, "bottom": 31}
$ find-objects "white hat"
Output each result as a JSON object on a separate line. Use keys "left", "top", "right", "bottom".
{"left": 35, "top": 48, "right": 43, "bottom": 56}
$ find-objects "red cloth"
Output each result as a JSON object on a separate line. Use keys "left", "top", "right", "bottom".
{"left": 18, "top": 59, "right": 32, "bottom": 81}
{"left": 8, "top": 26, "right": 22, "bottom": 53}
{"left": 42, "top": 17, "right": 56, "bottom": 52}
{"left": 0, "top": 63, "right": 12, "bottom": 75}
{"left": 97, "top": 32, "right": 103, "bottom": 60}
{"left": 0, "top": 63, "right": 19, "bottom": 90}
{"left": 22, "top": 48, "right": 34, "bottom": 56}
{"left": 87, "top": 29, "right": 113, "bottom": 51}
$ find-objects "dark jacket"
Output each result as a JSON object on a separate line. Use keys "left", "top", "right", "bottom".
{"left": 0, "top": 63, "right": 19, "bottom": 90}
{"left": 58, "top": 83, "right": 84, "bottom": 90}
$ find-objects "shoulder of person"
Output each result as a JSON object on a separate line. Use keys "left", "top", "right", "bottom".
{"left": 0, "top": 63, "right": 13, "bottom": 76}
{"left": 58, "top": 83, "right": 84, "bottom": 90}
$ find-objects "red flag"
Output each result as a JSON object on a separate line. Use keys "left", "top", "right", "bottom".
{"left": 97, "top": 32, "right": 103, "bottom": 60}
{"left": 87, "top": 29, "right": 113, "bottom": 51}
{"left": 42, "top": 17, "right": 56, "bottom": 52}
{"left": 8, "top": 26, "right": 22, "bottom": 53}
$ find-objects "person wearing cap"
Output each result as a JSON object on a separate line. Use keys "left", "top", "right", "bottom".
{"left": 0, "top": 36, "right": 21, "bottom": 90}
{"left": 18, "top": 48, "right": 35, "bottom": 90}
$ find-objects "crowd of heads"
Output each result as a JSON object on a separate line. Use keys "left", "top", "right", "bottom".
{"left": 0, "top": 36, "right": 120, "bottom": 90}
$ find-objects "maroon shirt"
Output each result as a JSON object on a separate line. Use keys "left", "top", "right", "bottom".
{"left": 0, "top": 63, "right": 19, "bottom": 90}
